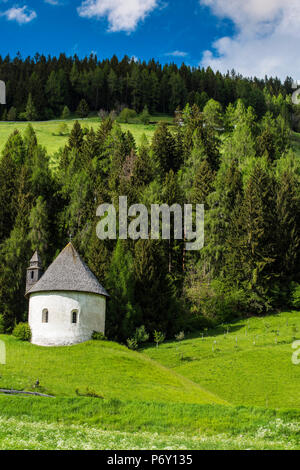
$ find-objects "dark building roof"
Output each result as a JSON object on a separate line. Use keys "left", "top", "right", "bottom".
{"left": 26, "top": 243, "right": 109, "bottom": 297}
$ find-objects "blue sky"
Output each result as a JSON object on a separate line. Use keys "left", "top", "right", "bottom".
{"left": 0, "top": 0, "right": 298, "bottom": 79}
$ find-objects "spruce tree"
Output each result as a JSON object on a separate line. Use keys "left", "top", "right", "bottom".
{"left": 0, "top": 223, "right": 30, "bottom": 330}
{"left": 225, "top": 160, "right": 277, "bottom": 309}
{"left": 106, "top": 240, "right": 141, "bottom": 341}
{"left": 133, "top": 239, "right": 178, "bottom": 335}
{"left": 276, "top": 169, "right": 300, "bottom": 283}
{"left": 190, "top": 159, "right": 215, "bottom": 207}
{"left": 0, "top": 153, "right": 18, "bottom": 244}
{"left": 68, "top": 121, "right": 84, "bottom": 150}
{"left": 28, "top": 196, "right": 49, "bottom": 264}
{"left": 25, "top": 93, "right": 38, "bottom": 121}
{"left": 76, "top": 99, "right": 89, "bottom": 118}
{"left": 151, "top": 122, "right": 178, "bottom": 174}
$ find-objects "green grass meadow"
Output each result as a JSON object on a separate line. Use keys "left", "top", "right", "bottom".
{"left": 143, "top": 311, "right": 300, "bottom": 409}
{"left": 0, "top": 400, "right": 300, "bottom": 450}
{"left": 1, "top": 311, "right": 300, "bottom": 449}
{"left": 0, "top": 335, "right": 223, "bottom": 405}
{"left": 0, "top": 115, "right": 171, "bottom": 157}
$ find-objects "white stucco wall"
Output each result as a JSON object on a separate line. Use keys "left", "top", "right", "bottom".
{"left": 28, "top": 291, "right": 106, "bottom": 346}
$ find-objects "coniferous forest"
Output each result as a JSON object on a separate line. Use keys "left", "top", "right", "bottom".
{"left": 0, "top": 55, "right": 299, "bottom": 343}
{"left": 0, "top": 53, "right": 296, "bottom": 120}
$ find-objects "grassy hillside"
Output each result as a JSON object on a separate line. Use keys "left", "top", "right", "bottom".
{"left": 0, "top": 115, "right": 172, "bottom": 156}
{"left": 1, "top": 399, "right": 300, "bottom": 449}
{"left": 0, "top": 335, "right": 224, "bottom": 405}
{"left": 143, "top": 311, "right": 300, "bottom": 409}
{"left": 1, "top": 312, "right": 300, "bottom": 449}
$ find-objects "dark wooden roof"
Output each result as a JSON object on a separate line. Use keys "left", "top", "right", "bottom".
{"left": 26, "top": 243, "right": 109, "bottom": 297}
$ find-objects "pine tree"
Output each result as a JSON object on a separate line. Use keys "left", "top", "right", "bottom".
{"left": 1, "top": 108, "right": 7, "bottom": 121}
{"left": 190, "top": 160, "right": 215, "bottom": 206}
{"left": 203, "top": 158, "right": 243, "bottom": 278}
{"left": 28, "top": 196, "right": 49, "bottom": 263}
{"left": 133, "top": 239, "right": 178, "bottom": 335}
{"left": 25, "top": 93, "right": 38, "bottom": 121}
{"left": 95, "top": 117, "right": 113, "bottom": 152}
{"left": 275, "top": 169, "right": 300, "bottom": 283}
{"left": 23, "top": 124, "right": 38, "bottom": 162}
{"left": 106, "top": 240, "right": 141, "bottom": 341}
{"left": 169, "top": 73, "right": 187, "bottom": 113}
{"left": 76, "top": 99, "right": 89, "bottom": 118}
{"left": 0, "top": 223, "right": 30, "bottom": 330}
{"left": 225, "top": 160, "right": 277, "bottom": 309}
{"left": 203, "top": 99, "right": 223, "bottom": 128}
{"left": 7, "top": 107, "right": 17, "bottom": 122}
{"left": 162, "top": 170, "right": 184, "bottom": 283}
{"left": 132, "top": 136, "right": 154, "bottom": 187}
{"left": 45, "top": 71, "right": 64, "bottom": 115}
{"left": 140, "top": 105, "right": 151, "bottom": 125}
{"left": 61, "top": 105, "right": 71, "bottom": 120}
{"left": 0, "top": 153, "right": 18, "bottom": 244}
{"left": 68, "top": 121, "right": 84, "bottom": 150}
{"left": 2, "top": 130, "right": 25, "bottom": 166}
{"left": 151, "top": 122, "right": 178, "bottom": 175}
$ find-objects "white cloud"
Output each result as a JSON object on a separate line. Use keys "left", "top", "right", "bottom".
{"left": 1, "top": 6, "right": 37, "bottom": 24}
{"left": 44, "top": 0, "right": 66, "bottom": 5}
{"left": 77, "top": 0, "right": 159, "bottom": 32}
{"left": 200, "top": 0, "right": 300, "bottom": 79}
{"left": 165, "top": 50, "right": 188, "bottom": 58}
{"left": 45, "top": 0, "right": 60, "bottom": 5}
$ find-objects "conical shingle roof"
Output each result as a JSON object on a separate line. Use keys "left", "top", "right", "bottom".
{"left": 26, "top": 243, "right": 109, "bottom": 297}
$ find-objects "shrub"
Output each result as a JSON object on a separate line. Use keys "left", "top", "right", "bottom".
{"left": 126, "top": 338, "right": 138, "bottom": 350}
{"left": 13, "top": 322, "right": 31, "bottom": 341}
{"left": 134, "top": 325, "right": 149, "bottom": 344}
{"left": 153, "top": 330, "right": 165, "bottom": 348}
{"left": 175, "top": 331, "right": 185, "bottom": 342}
{"left": 18, "top": 111, "right": 27, "bottom": 121}
{"left": 126, "top": 326, "right": 149, "bottom": 350}
{"left": 55, "top": 122, "right": 69, "bottom": 136}
{"left": 117, "top": 108, "right": 137, "bottom": 123}
{"left": 92, "top": 331, "right": 107, "bottom": 341}
{"left": 76, "top": 387, "right": 104, "bottom": 399}
{"left": 139, "top": 105, "right": 151, "bottom": 125}
{"left": 61, "top": 105, "right": 71, "bottom": 120}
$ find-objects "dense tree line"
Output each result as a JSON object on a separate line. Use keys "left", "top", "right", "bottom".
{"left": 0, "top": 53, "right": 295, "bottom": 121}
{"left": 0, "top": 96, "right": 299, "bottom": 341}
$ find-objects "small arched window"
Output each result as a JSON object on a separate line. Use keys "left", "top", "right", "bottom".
{"left": 31, "top": 270, "right": 34, "bottom": 280}
{"left": 42, "top": 309, "right": 48, "bottom": 323}
{"left": 71, "top": 310, "right": 78, "bottom": 324}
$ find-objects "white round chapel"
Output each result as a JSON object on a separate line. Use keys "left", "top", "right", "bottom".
{"left": 26, "top": 243, "right": 109, "bottom": 347}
